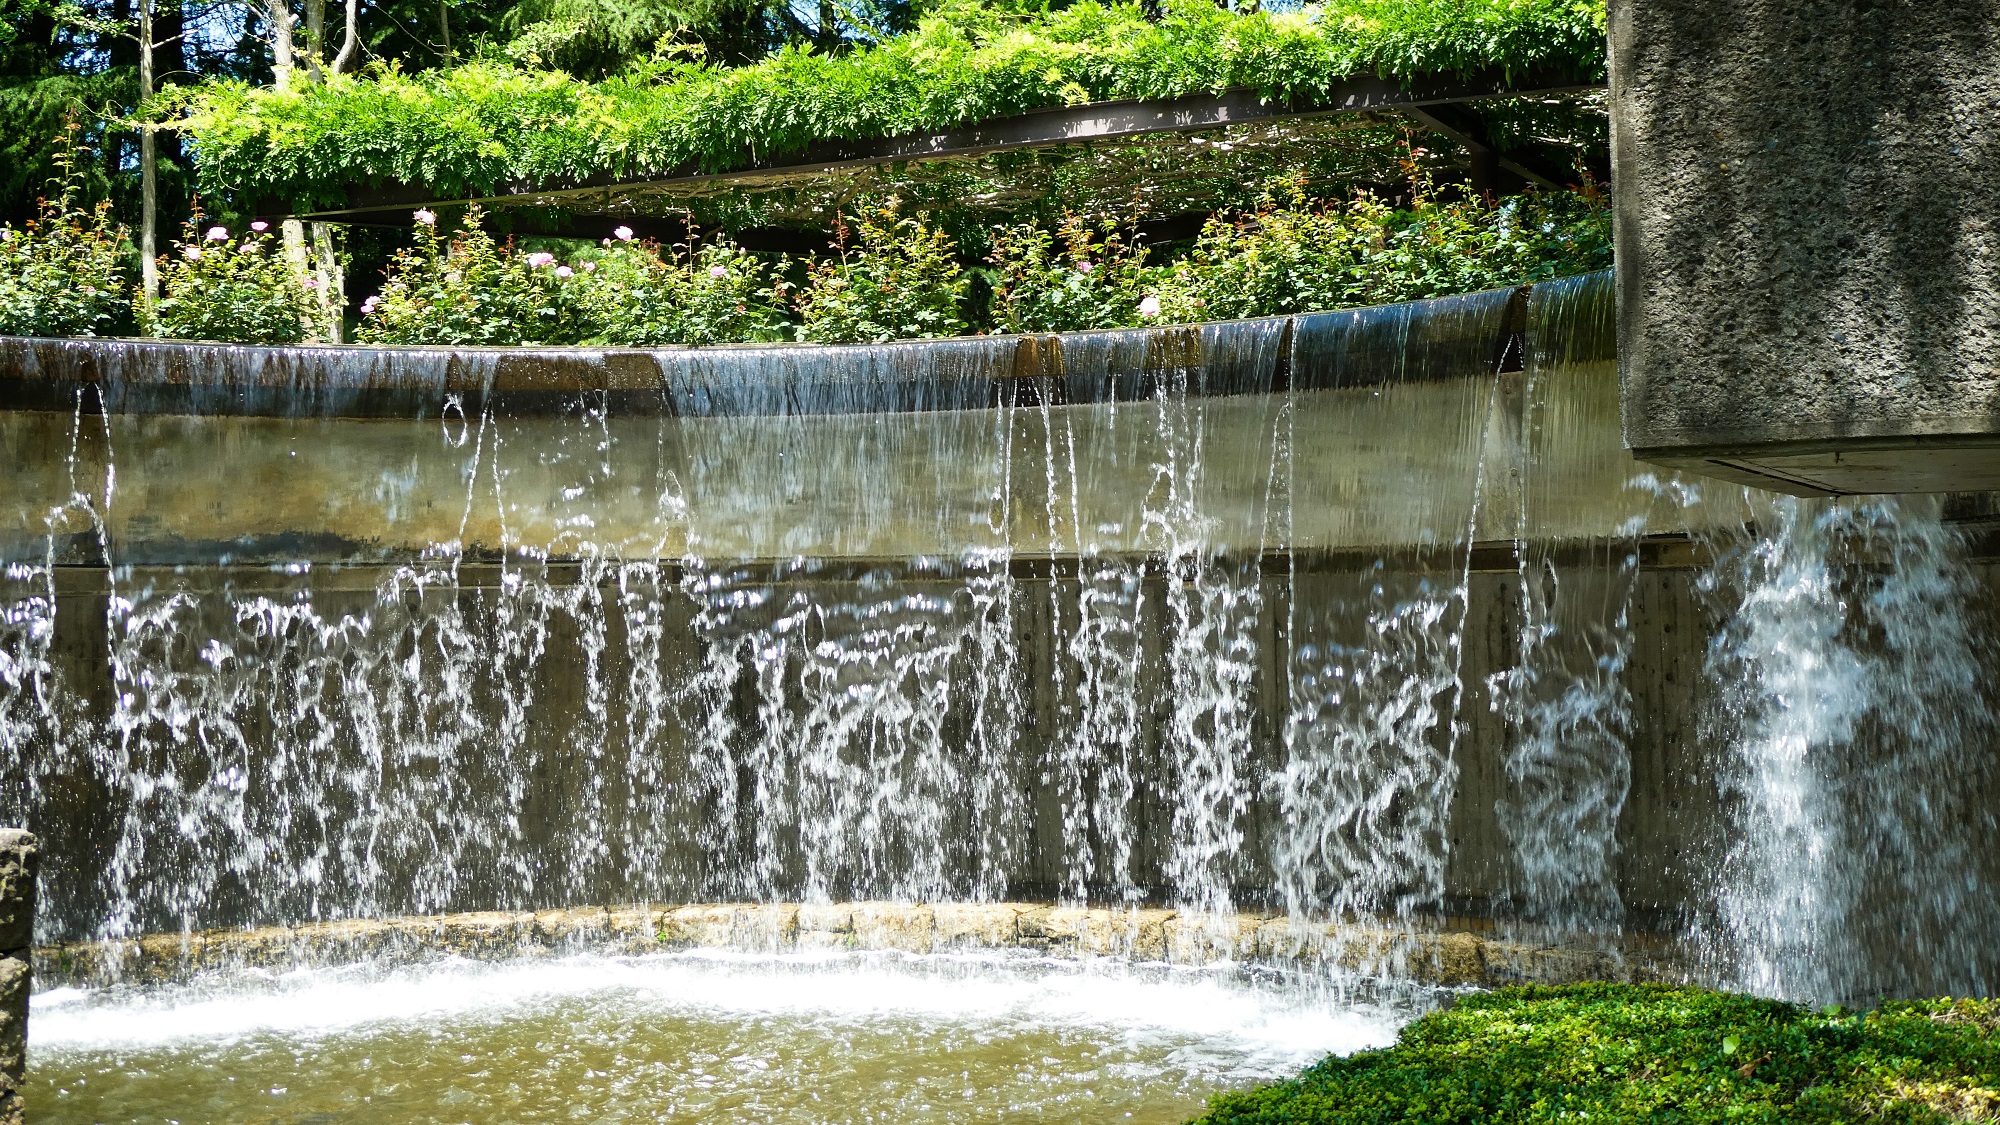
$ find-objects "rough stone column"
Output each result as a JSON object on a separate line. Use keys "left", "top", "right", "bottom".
{"left": 1612, "top": 0, "right": 2000, "bottom": 495}
{"left": 0, "top": 830, "right": 35, "bottom": 1125}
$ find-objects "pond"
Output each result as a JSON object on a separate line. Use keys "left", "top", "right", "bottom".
{"left": 30, "top": 950, "right": 1413, "bottom": 1124}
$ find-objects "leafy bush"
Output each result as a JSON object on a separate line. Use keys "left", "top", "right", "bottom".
{"left": 0, "top": 128, "right": 130, "bottom": 338}
{"left": 359, "top": 208, "right": 589, "bottom": 346}
{"left": 1193, "top": 983, "right": 2000, "bottom": 1125}
{"left": 145, "top": 220, "right": 316, "bottom": 344}
{"left": 1152, "top": 177, "right": 1613, "bottom": 322}
{"left": 795, "top": 210, "right": 969, "bottom": 344}
{"left": 584, "top": 231, "right": 786, "bottom": 346}
{"left": 179, "top": 0, "right": 1609, "bottom": 214}
{"left": 988, "top": 215, "right": 1152, "bottom": 334}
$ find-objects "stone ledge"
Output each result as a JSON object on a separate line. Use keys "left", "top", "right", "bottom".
{"left": 37, "top": 902, "right": 1693, "bottom": 992}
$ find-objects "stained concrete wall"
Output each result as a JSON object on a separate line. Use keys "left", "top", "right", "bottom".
{"left": 1612, "top": 0, "right": 2000, "bottom": 495}
{"left": 0, "top": 830, "right": 35, "bottom": 1125}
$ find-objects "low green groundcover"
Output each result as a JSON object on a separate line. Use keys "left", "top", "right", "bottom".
{"left": 1194, "top": 983, "right": 2000, "bottom": 1124}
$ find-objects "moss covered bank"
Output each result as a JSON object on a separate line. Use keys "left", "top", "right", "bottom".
{"left": 1196, "top": 983, "right": 2000, "bottom": 1124}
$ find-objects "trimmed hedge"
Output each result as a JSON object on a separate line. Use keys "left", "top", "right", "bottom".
{"left": 1195, "top": 983, "right": 2000, "bottom": 1125}
{"left": 177, "top": 0, "right": 1608, "bottom": 213}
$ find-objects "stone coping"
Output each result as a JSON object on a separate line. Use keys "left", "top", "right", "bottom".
{"left": 39, "top": 902, "right": 1691, "bottom": 992}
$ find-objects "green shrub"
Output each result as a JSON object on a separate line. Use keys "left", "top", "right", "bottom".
{"left": 988, "top": 214, "right": 1152, "bottom": 334}
{"left": 1193, "top": 983, "right": 2000, "bottom": 1125}
{"left": 584, "top": 230, "right": 786, "bottom": 346}
{"left": 795, "top": 209, "right": 969, "bottom": 344}
{"left": 358, "top": 208, "right": 589, "bottom": 345}
{"left": 145, "top": 219, "right": 316, "bottom": 344}
{"left": 1152, "top": 174, "right": 1614, "bottom": 324}
{"left": 0, "top": 128, "right": 129, "bottom": 338}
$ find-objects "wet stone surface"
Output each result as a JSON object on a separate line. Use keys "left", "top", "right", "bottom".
{"left": 37, "top": 900, "right": 1687, "bottom": 992}
{"left": 0, "top": 829, "right": 35, "bottom": 1125}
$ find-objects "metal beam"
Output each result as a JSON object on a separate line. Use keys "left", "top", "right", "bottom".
{"left": 285, "top": 68, "right": 1604, "bottom": 223}
{"left": 1396, "top": 102, "right": 1579, "bottom": 190}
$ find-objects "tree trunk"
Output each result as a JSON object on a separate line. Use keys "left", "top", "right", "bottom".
{"left": 310, "top": 221, "right": 343, "bottom": 342}
{"left": 816, "top": 0, "right": 837, "bottom": 50}
{"left": 330, "top": 0, "right": 358, "bottom": 73}
{"left": 282, "top": 217, "right": 312, "bottom": 337}
{"left": 138, "top": 0, "right": 159, "bottom": 315}
{"left": 303, "top": 0, "right": 325, "bottom": 82}
{"left": 267, "top": 0, "right": 297, "bottom": 85}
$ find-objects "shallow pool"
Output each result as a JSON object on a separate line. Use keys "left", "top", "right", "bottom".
{"left": 30, "top": 950, "right": 1413, "bottom": 1123}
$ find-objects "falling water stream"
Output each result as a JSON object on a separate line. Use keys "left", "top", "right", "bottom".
{"left": 4, "top": 272, "right": 1998, "bottom": 1121}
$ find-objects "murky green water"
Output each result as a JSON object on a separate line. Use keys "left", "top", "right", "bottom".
{"left": 30, "top": 951, "right": 1408, "bottom": 1124}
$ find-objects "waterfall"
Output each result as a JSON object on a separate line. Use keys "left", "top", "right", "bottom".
{"left": 4, "top": 275, "right": 1997, "bottom": 1006}
{"left": 1701, "top": 493, "right": 2000, "bottom": 1002}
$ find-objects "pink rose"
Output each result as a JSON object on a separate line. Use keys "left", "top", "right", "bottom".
{"left": 182, "top": 246, "right": 203, "bottom": 261}
{"left": 250, "top": 220, "right": 269, "bottom": 232}
{"left": 708, "top": 265, "right": 729, "bottom": 279}
{"left": 527, "top": 252, "right": 555, "bottom": 268}
{"left": 613, "top": 226, "right": 634, "bottom": 241}
{"left": 555, "top": 266, "right": 573, "bottom": 279}
{"left": 415, "top": 209, "right": 437, "bottom": 226}
{"left": 303, "top": 277, "right": 320, "bottom": 289}
{"left": 204, "top": 226, "right": 229, "bottom": 241}
{"left": 1138, "top": 295, "right": 1161, "bottom": 318}
{"left": 1075, "top": 261, "right": 1095, "bottom": 273}
{"left": 581, "top": 261, "right": 597, "bottom": 272}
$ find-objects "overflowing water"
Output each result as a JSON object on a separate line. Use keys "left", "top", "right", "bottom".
{"left": 3, "top": 272, "right": 1999, "bottom": 1062}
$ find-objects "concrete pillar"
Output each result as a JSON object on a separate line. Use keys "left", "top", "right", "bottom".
{"left": 0, "top": 830, "right": 33, "bottom": 1125}
{"left": 1612, "top": 0, "right": 2000, "bottom": 495}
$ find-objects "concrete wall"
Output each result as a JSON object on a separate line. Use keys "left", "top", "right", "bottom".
{"left": 17, "top": 557, "right": 1720, "bottom": 937}
{"left": 0, "top": 830, "right": 34, "bottom": 1125}
{"left": 1612, "top": 0, "right": 2000, "bottom": 495}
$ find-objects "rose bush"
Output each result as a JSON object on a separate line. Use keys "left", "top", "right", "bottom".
{"left": 145, "top": 219, "right": 318, "bottom": 344}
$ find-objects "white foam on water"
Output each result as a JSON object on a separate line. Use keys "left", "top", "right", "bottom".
{"left": 33, "top": 950, "right": 1405, "bottom": 1076}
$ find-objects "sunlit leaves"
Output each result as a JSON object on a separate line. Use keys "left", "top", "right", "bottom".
{"left": 180, "top": 0, "right": 1608, "bottom": 213}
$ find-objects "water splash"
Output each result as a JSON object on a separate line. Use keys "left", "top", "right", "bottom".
{"left": 1701, "top": 494, "right": 2000, "bottom": 1002}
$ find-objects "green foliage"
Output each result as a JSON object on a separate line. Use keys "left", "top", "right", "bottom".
{"left": 358, "top": 207, "right": 589, "bottom": 345}
{"left": 0, "top": 122, "right": 129, "bottom": 337}
{"left": 180, "top": 0, "right": 1609, "bottom": 214}
{"left": 1154, "top": 176, "right": 1612, "bottom": 322}
{"left": 583, "top": 232, "right": 786, "bottom": 346}
{"left": 146, "top": 218, "right": 317, "bottom": 343}
{"left": 988, "top": 213, "right": 1150, "bottom": 333}
{"left": 795, "top": 209, "right": 968, "bottom": 344}
{"left": 1192, "top": 983, "right": 2000, "bottom": 1125}
{"left": 0, "top": 71, "right": 134, "bottom": 227}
